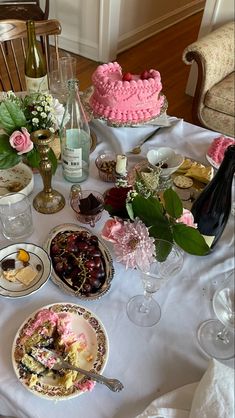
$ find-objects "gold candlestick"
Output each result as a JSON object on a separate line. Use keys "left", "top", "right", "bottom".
{"left": 31, "top": 129, "right": 65, "bottom": 214}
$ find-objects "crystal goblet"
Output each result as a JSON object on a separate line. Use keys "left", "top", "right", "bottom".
{"left": 197, "top": 272, "right": 235, "bottom": 359}
{"left": 126, "top": 239, "right": 183, "bottom": 327}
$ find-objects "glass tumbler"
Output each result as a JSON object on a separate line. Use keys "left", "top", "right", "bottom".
{"left": 0, "top": 192, "right": 34, "bottom": 240}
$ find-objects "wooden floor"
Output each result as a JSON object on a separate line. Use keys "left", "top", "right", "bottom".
{"left": 72, "top": 11, "right": 203, "bottom": 125}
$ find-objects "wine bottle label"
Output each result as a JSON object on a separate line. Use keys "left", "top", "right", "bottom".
{"left": 62, "top": 147, "right": 83, "bottom": 178}
{"left": 25, "top": 75, "right": 49, "bottom": 93}
{"left": 202, "top": 234, "right": 215, "bottom": 248}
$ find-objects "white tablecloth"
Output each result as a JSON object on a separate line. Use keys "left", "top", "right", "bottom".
{"left": 0, "top": 118, "right": 234, "bottom": 418}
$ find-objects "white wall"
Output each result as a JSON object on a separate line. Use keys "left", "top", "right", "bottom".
{"left": 49, "top": 0, "right": 205, "bottom": 62}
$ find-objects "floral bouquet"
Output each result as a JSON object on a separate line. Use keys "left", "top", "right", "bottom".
{"left": 0, "top": 91, "right": 65, "bottom": 173}
{"left": 101, "top": 176, "right": 209, "bottom": 270}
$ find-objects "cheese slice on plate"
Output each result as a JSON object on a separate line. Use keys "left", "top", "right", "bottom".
{"left": 15, "top": 266, "right": 38, "bottom": 285}
{"left": 185, "top": 164, "right": 213, "bottom": 184}
{"left": 177, "top": 158, "right": 194, "bottom": 174}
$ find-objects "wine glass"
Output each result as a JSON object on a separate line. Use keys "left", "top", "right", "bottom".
{"left": 126, "top": 239, "right": 183, "bottom": 327}
{"left": 197, "top": 272, "right": 235, "bottom": 359}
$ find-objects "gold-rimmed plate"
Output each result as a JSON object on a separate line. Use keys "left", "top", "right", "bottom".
{"left": 12, "top": 302, "right": 109, "bottom": 400}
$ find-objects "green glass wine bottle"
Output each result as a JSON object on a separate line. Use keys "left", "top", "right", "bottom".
{"left": 25, "top": 20, "right": 49, "bottom": 93}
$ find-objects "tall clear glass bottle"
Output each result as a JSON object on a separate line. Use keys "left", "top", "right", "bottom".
{"left": 60, "top": 79, "right": 90, "bottom": 182}
{"left": 25, "top": 20, "right": 48, "bottom": 93}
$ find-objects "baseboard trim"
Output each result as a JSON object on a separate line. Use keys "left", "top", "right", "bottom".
{"left": 117, "top": 1, "right": 204, "bottom": 54}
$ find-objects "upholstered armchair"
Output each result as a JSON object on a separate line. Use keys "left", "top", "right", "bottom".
{"left": 183, "top": 21, "right": 234, "bottom": 138}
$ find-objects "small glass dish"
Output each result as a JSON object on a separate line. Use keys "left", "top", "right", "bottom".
{"left": 95, "top": 151, "right": 117, "bottom": 182}
{"left": 70, "top": 189, "right": 104, "bottom": 227}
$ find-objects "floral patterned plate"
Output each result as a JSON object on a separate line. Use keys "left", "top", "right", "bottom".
{"left": 12, "top": 302, "right": 109, "bottom": 400}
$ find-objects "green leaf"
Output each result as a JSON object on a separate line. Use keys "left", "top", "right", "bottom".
{"left": 173, "top": 223, "right": 209, "bottom": 255}
{"left": 149, "top": 224, "right": 173, "bottom": 242}
{"left": 0, "top": 101, "right": 27, "bottom": 135}
{"left": 154, "top": 238, "right": 173, "bottom": 262}
{"left": 132, "top": 195, "right": 166, "bottom": 227}
{"left": 0, "top": 134, "right": 21, "bottom": 168}
{"left": 163, "top": 188, "right": 183, "bottom": 218}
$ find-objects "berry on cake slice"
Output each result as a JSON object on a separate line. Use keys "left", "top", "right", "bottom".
{"left": 140, "top": 70, "right": 150, "bottom": 79}
{"left": 122, "top": 72, "right": 132, "bottom": 81}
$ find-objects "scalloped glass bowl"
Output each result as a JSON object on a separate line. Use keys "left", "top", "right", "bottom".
{"left": 147, "top": 147, "right": 184, "bottom": 178}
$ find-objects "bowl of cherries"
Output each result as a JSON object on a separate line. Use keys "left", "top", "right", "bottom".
{"left": 44, "top": 223, "right": 114, "bottom": 300}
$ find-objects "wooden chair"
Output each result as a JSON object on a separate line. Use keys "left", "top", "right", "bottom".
{"left": 0, "top": 19, "right": 61, "bottom": 91}
{"left": 0, "top": 1, "right": 49, "bottom": 21}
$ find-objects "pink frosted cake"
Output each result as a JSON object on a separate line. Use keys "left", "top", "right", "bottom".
{"left": 207, "top": 136, "right": 234, "bottom": 165}
{"left": 89, "top": 61, "right": 166, "bottom": 124}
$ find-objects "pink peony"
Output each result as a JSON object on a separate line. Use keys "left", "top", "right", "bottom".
{"left": 101, "top": 218, "right": 123, "bottom": 243}
{"left": 108, "top": 219, "right": 155, "bottom": 270}
{"left": 176, "top": 209, "right": 197, "bottom": 228}
{"left": 9, "top": 127, "right": 33, "bottom": 155}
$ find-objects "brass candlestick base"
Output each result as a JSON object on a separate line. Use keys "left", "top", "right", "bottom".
{"left": 31, "top": 129, "right": 65, "bottom": 214}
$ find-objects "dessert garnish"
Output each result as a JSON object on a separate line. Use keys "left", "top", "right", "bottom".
{"left": 122, "top": 72, "right": 132, "bottom": 81}
{"left": 17, "top": 249, "right": 30, "bottom": 263}
{"left": 79, "top": 193, "right": 103, "bottom": 215}
{"left": 1, "top": 258, "right": 15, "bottom": 271}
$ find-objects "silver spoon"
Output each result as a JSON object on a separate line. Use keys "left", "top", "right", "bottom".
{"left": 127, "top": 127, "right": 161, "bottom": 154}
{"left": 31, "top": 347, "right": 124, "bottom": 392}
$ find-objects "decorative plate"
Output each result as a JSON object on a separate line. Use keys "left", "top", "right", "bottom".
{"left": 0, "top": 243, "right": 51, "bottom": 298}
{"left": 12, "top": 302, "right": 109, "bottom": 400}
{"left": 206, "top": 154, "right": 220, "bottom": 170}
{"left": 43, "top": 223, "right": 114, "bottom": 300}
{"left": 81, "top": 86, "right": 168, "bottom": 128}
{"left": 0, "top": 162, "right": 34, "bottom": 199}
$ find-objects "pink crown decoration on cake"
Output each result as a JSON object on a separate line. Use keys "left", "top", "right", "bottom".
{"left": 89, "top": 61, "right": 166, "bottom": 125}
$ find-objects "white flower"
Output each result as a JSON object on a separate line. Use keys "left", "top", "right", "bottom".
{"left": 32, "top": 117, "right": 39, "bottom": 124}
{"left": 40, "top": 112, "right": 47, "bottom": 119}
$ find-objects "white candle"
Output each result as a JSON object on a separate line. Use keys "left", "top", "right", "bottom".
{"left": 116, "top": 154, "right": 127, "bottom": 175}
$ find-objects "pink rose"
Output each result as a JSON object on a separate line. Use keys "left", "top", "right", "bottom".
{"left": 101, "top": 218, "right": 123, "bottom": 243}
{"left": 176, "top": 209, "right": 197, "bottom": 228}
{"left": 9, "top": 127, "right": 33, "bottom": 155}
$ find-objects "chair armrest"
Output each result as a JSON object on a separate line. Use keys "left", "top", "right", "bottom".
{"left": 182, "top": 21, "right": 234, "bottom": 126}
{"left": 183, "top": 21, "right": 234, "bottom": 93}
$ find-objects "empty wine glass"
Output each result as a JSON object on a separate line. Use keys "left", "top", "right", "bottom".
{"left": 197, "top": 272, "right": 235, "bottom": 359}
{"left": 126, "top": 239, "right": 183, "bottom": 327}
